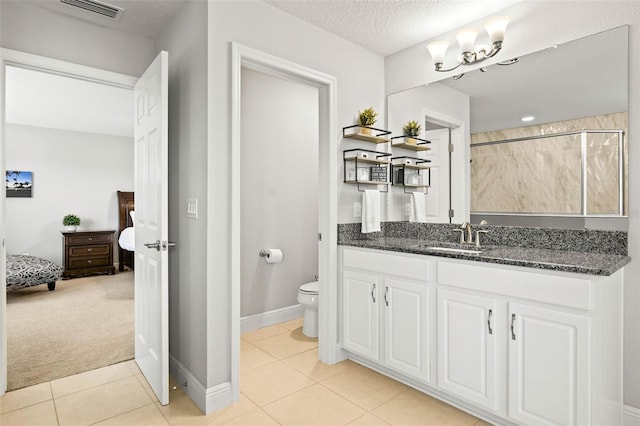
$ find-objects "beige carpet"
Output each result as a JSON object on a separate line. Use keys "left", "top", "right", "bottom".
{"left": 7, "top": 271, "right": 134, "bottom": 391}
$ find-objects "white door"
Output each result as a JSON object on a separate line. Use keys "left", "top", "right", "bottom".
{"left": 134, "top": 51, "right": 170, "bottom": 405}
{"left": 383, "top": 278, "right": 430, "bottom": 382}
{"left": 437, "top": 289, "right": 499, "bottom": 412}
{"left": 342, "top": 270, "right": 379, "bottom": 361}
{"left": 0, "top": 57, "right": 6, "bottom": 395}
{"left": 508, "top": 303, "right": 589, "bottom": 426}
{"left": 423, "top": 127, "right": 451, "bottom": 222}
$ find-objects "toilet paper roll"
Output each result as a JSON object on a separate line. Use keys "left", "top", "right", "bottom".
{"left": 263, "top": 248, "right": 284, "bottom": 264}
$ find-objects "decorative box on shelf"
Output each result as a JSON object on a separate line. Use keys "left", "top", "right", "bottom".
{"left": 343, "top": 125, "right": 392, "bottom": 144}
{"left": 390, "top": 135, "right": 432, "bottom": 151}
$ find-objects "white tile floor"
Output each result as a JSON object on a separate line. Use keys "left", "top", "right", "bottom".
{"left": 0, "top": 318, "right": 491, "bottom": 425}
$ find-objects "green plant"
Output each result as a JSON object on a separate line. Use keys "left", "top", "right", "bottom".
{"left": 358, "top": 107, "right": 378, "bottom": 126}
{"left": 63, "top": 214, "right": 81, "bottom": 226}
{"left": 403, "top": 120, "right": 422, "bottom": 137}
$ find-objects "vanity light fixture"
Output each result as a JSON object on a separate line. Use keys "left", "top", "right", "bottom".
{"left": 521, "top": 115, "right": 535, "bottom": 122}
{"left": 427, "top": 16, "right": 510, "bottom": 73}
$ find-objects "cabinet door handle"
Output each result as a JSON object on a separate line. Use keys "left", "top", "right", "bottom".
{"left": 371, "top": 283, "right": 376, "bottom": 303}
{"left": 487, "top": 309, "right": 493, "bottom": 335}
{"left": 511, "top": 314, "right": 516, "bottom": 340}
{"left": 384, "top": 286, "right": 389, "bottom": 307}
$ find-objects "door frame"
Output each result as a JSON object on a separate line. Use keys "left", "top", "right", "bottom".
{"left": 0, "top": 48, "right": 138, "bottom": 395}
{"left": 230, "top": 43, "right": 339, "bottom": 400}
{"left": 422, "top": 109, "right": 469, "bottom": 223}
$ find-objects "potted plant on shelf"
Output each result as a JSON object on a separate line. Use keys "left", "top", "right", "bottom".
{"left": 358, "top": 107, "right": 378, "bottom": 135}
{"left": 402, "top": 120, "right": 422, "bottom": 145}
{"left": 63, "top": 214, "right": 81, "bottom": 232}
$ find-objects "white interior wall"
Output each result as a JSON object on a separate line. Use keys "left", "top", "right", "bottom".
{"left": 385, "top": 0, "right": 640, "bottom": 409}
{"left": 240, "top": 68, "right": 319, "bottom": 317}
{"left": 5, "top": 124, "right": 133, "bottom": 264}
{"left": 155, "top": 0, "right": 209, "bottom": 389}
{"left": 0, "top": 1, "right": 155, "bottom": 77}
{"left": 207, "top": 0, "right": 385, "bottom": 387}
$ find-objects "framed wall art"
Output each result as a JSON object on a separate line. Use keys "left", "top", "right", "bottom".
{"left": 6, "top": 171, "right": 33, "bottom": 198}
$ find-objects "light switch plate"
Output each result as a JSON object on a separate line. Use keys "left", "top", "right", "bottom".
{"left": 354, "top": 202, "right": 362, "bottom": 217}
{"left": 186, "top": 198, "right": 198, "bottom": 219}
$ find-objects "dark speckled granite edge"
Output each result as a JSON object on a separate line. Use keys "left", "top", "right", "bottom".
{"left": 338, "top": 222, "right": 627, "bottom": 255}
{"left": 337, "top": 222, "right": 630, "bottom": 276}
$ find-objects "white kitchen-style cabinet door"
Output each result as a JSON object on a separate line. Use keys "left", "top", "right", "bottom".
{"left": 508, "top": 303, "right": 589, "bottom": 426}
{"left": 342, "top": 270, "right": 380, "bottom": 361}
{"left": 437, "top": 289, "right": 500, "bottom": 412}
{"left": 383, "top": 278, "right": 431, "bottom": 382}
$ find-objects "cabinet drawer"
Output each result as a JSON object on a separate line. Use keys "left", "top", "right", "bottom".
{"left": 69, "top": 256, "right": 110, "bottom": 269}
{"left": 69, "top": 245, "right": 110, "bottom": 257}
{"left": 66, "top": 234, "right": 111, "bottom": 245}
{"left": 437, "top": 260, "right": 592, "bottom": 310}
{"left": 343, "top": 247, "right": 432, "bottom": 282}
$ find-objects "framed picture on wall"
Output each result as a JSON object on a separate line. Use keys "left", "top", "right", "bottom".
{"left": 6, "top": 171, "right": 33, "bottom": 198}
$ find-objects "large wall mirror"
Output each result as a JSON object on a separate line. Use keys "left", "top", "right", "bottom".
{"left": 388, "top": 25, "right": 628, "bottom": 230}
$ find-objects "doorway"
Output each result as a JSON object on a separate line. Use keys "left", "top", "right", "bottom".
{"left": 239, "top": 67, "right": 319, "bottom": 327}
{"left": 0, "top": 48, "right": 139, "bottom": 395}
{"left": 3, "top": 64, "right": 135, "bottom": 391}
{"left": 230, "top": 43, "right": 340, "bottom": 402}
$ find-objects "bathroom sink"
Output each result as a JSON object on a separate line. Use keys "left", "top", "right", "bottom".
{"left": 423, "top": 246, "right": 482, "bottom": 255}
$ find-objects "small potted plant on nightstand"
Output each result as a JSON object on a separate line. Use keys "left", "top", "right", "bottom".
{"left": 63, "top": 214, "right": 81, "bottom": 232}
{"left": 358, "top": 107, "right": 378, "bottom": 135}
{"left": 402, "top": 120, "right": 422, "bottom": 145}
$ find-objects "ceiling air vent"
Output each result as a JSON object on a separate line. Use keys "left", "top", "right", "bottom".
{"left": 59, "top": 0, "right": 124, "bottom": 20}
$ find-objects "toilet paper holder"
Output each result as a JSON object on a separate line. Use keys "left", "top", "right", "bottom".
{"left": 259, "top": 249, "right": 269, "bottom": 257}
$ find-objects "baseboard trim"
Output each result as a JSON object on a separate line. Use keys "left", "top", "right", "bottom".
{"left": 240, "top": 304, "right": 304, "bottom": 333}
{"left": 625, "top": 405, "right": 640, "bottom": 426}
{"left": 168, "top": 353, "right": 232, "bottom": 415}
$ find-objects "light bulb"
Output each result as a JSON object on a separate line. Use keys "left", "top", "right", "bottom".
{"left": 427, "top": 40, "right": 449, "bottom": 65}
{"left": 485, "top": 16, "right": 510, "bottom": 45}
{"left": 456, "top": 28, "right": 478, "bottom": 53}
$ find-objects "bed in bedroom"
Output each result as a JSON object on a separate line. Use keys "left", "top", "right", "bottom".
{"left": 6, "top": 254, "right": 63, "bottom": 292}
{"left": 117, "top": 191, "right": 135, "bottom": 272}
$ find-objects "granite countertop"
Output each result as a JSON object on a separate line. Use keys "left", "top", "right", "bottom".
{"left": 339, "top": 237, "right": 631, "bottom": 276}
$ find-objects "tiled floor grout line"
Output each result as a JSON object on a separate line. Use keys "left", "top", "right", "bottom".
{"left": 50, "top": 381, "right": 62, "bottom": 426}
{"left": 50, "top": 373, "right": 137, "bottom": 401}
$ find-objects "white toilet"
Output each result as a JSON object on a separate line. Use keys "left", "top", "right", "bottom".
{"left": 297, "top": 280, "right": 319, "bottom": 338}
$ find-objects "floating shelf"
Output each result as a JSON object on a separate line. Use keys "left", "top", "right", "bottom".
{"left": 343, "top": 125, "right": 392, "bottom": 143}
{"left": 391, "top": 156, "right": 432, "bottom": 170}
{"left": 343, "top": 149, "right": 391, "bottom": 192}
{"left": 390, "top": 136, "right": 432, "bottom": 151}
{"left": 390, "top": 156, "right": 431, "bottom": 193}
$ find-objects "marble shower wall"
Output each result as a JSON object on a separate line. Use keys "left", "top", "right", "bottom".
{"left": 471, "top": 112, "right": 628, "bottom": 215}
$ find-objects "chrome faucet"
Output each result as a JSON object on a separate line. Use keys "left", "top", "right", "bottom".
{"left": 461, "top": 221, "right": 473, "bottom": 244}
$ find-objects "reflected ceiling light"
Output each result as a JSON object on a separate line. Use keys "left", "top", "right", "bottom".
{"left": 427, "top": 16, "right": 510, "bottom": 73}
{"left": 521, "top": 115, "right": 535, "bottom": 122}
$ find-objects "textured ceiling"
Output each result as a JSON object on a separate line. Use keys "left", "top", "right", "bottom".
{"left": 265, "top": 0, "right": 522, "bottom": 56}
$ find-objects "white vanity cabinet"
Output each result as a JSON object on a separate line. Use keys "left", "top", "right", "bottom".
{"left": 342, "top": 269, "right": 380, "bottom": 361}
{"left": 507, "top": 303, "right": 590, "bottom": 426}
{"left": 341, "top": 247, "right": 433, "bottom": 383}
{"left": 437, "top": 289, "right": 501, "bottom": 412}
{"left": 340, "top": 246, "right": 624, "bottom": 426}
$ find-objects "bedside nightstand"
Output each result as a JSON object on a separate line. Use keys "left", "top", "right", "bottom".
{"left": 62, "top": 230, "right": 116, "bottom": 279}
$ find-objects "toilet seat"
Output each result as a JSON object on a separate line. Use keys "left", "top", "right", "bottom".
{"left": 299, "top": 281, "right": 319, "bottom": 295}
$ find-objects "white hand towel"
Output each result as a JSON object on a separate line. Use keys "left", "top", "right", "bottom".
{"left": 409, "top": 192, "right": 427, "bottom": 223}
{"left": 361, "top": 190, "right": 381, "bottom": 233}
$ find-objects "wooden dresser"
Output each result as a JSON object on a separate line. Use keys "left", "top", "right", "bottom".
{"left": 62, "top": 230, "right": 116, "bottom": 279}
